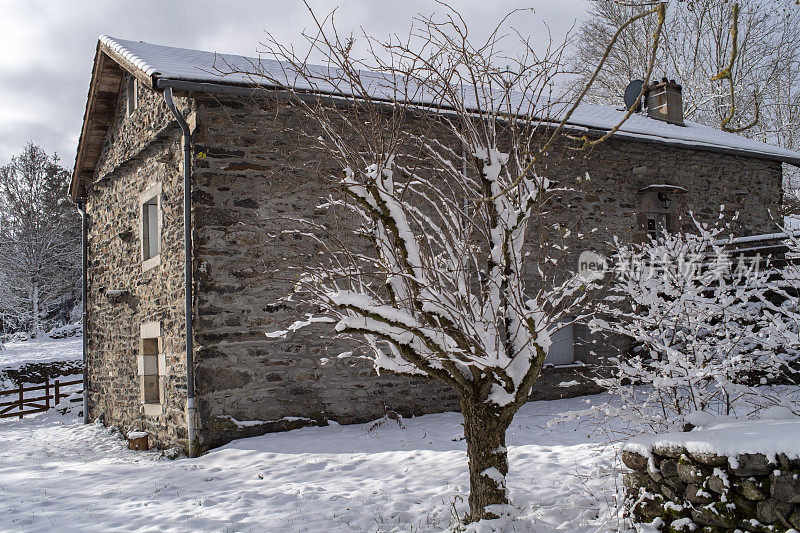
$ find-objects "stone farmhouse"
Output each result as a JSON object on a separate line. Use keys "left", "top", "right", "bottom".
{"left": 69, "top": 36, "right": 800, "bottom": 453}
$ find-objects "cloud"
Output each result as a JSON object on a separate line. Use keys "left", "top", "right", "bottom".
{"left": 0, "top": 0, "right": 587, "bottom": 168}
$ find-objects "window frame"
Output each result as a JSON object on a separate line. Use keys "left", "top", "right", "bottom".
{"left": 138, "top": 183, "right": 162, "bottom": 271}
{"left": 138, "top": 322, "right": 165, "bottom": 416}
{"left": 126, "top": 78, "right": 138, "bottom": 116}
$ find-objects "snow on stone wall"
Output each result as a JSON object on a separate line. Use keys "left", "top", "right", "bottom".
{"left": 623, "top": 420, "right": 800, "bottom": 531}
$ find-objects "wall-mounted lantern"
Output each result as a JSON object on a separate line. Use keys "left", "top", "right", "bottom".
{"left": 657, "top": 191, "right": 671, "bottom": 210}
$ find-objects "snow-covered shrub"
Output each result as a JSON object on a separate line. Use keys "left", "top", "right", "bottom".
{"left": 736, "top": 226, "right": 800, "bottom": 418}
{"left": 1, "top": 331, "right": 30, "bottom": 344}
{"left": 591, "top": 214, "right": 794, "bottom": 432}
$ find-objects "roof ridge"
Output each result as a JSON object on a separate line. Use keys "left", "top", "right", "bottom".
{"left": 94, "top": 36, "right": 800, "bottom": 168}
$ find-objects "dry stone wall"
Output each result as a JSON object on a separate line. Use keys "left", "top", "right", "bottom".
{"left": 623, "top": 443, "right": 800, "bottom": 532}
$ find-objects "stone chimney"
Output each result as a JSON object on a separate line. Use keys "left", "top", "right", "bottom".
{"left": 645, "top": 78, "right": 684, "bottom": 126}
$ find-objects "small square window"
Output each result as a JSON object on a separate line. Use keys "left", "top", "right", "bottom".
{"left": 142, "top": 196, "right": 160, "bottom": 261}
{"left": 646, "top": 213, "right": 667, "bottom": 240}
{"left": 126, "top": 78, "right": 138, "bottom": 116}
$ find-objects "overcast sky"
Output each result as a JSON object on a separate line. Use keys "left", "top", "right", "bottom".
{"left": 0, "top": 1, "right": 588, "bottom": 169}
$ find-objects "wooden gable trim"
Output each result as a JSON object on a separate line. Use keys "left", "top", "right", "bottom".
{"left": 98, "top": 40, "right": 158, "bottom": 90}
{"left": 70, "top": 38, "right": 165, "bottom": 201}
{"left": 70, "top": 42, "right": 127, "bottom": 200}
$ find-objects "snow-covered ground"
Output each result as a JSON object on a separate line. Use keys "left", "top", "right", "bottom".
{"left": 3, "top": 338, "right": 799, "bottom": 531}
{"left": 0, "top": 336, "right": 81, "bottom": 368}
{"left": 0, "top": 395, "right": 628, "bottom": 532}
{"left": 0, "top": 336, "right": 82, "bottom": 390}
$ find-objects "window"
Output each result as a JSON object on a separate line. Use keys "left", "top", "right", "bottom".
{"left": 139, "top": 183, "right": 162, "bottom": 271}
{"left": 126, "top": 78, "right": 138, "bottom": 116}
{"left": 646, "top": 213, "right": 668, "bottom": 240}
{"left": 545, "top": 324, "right": 574, "bottom": 365}
{"left": 142, "top": 337, "right": 160, "bottom": 404}
{"left": 139, "top": 322, "right": 164, "bottom": 415}
{"left": 142, "top": 197, "right": 160, "bottom": 259}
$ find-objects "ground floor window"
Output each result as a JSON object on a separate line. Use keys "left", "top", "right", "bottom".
{"left": 138, "top": 322, "right": 164, "bottom": 414}
{"left": 142, "top": 336, "right": 160, "bottom": 403}
{"left": 545, "top": 324, "right": 575, "bottom": 365}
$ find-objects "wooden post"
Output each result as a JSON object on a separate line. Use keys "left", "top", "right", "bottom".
{"left": 18, "top": 387, "right": 23, "bottom": 419}
{"left": 54, "top": 380, "right": 60, "bottom": 405}
{"left": 45, "top": 380, "right": 50, "bottom": 409}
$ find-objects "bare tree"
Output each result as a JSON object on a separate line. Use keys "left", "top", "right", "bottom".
{"left": 236, "top": 3, "right": 664, "bottom": 524}
{"left": 571, "top": 0, "right": 800, "bottom": 147}
{"left": 0, "top": 143, "right": 80, "bottom": 337}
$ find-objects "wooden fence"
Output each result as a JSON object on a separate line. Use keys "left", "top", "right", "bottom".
{"left": 0, "top": 377, "right": 83, "bottom": 419}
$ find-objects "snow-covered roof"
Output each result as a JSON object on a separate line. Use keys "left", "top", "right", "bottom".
{"left": 97, "top": 35, "right": 800, "bottom": 167}
{"left": 71, "top": 35, "right": 800, "bottom": 200}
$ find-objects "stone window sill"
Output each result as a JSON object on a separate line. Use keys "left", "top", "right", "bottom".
{"left": 142, "top": 254, "right": 161, "bottom": 272}
{"left": 143, "top": 403, "right": 163, "bottom": 417}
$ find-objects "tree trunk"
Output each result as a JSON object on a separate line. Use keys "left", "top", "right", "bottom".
{"left": 460, "top": 397, "right": 513, "bottom": 523}
{"left": 32, "top": 281, "right": 40, "bottom": 338}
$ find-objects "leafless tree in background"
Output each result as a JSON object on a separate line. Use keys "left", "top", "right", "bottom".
{"left": 571, "top": 1, "right": 800, "bottom": 192}
{"left": 0, "top": 143, "right": 80, "bottom": 337}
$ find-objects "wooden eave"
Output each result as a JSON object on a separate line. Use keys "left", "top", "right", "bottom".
{"left": 69, "top": 41, "right": 160, "bottom": 201}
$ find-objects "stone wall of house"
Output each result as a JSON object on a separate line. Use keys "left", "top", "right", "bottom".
{"left": 527, "top": 135, "right": 782, "bottom": 367}
{"left": 84, "top": 77, "right": 783, "bottom": 452}
{"left": 188, "top": 92, "right": 782, "bottom": 449}
{"left": 525, "top": 134, "right": 783, "bottom": 289}
{"left": 623, "top": 443, "right": 800, "bottom": 531}
{"left": 189, "top": 95, "right": 462, "bottom": 449}
{"left": 85, "top": 74, "right": 194, "bottom": 449}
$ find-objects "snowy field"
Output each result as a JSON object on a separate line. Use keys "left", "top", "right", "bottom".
{"left": 0, "top": 336, "right": 81, "bottom": 369}
{"left": 0, "top": 395, "right": 628, "bottom": 532}
{"left": 0, "top": 336, "right": 82, "bottom": 390}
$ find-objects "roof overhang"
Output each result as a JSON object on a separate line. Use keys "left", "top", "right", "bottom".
{"left": 70, "top": 45, "right": 121, "bottom": 200}
{"left": 71, "top": 36, "right": 800, "bottom": 200}
{"left": 69, "top": 41, "right": 165, "bottom": 201}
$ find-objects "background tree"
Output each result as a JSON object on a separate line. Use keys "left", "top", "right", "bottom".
{"left": 0, "top": 143, "right": 80, "bottom": 337}
{"left": 571, "top": 0, "right": 800, "bottom": 178}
